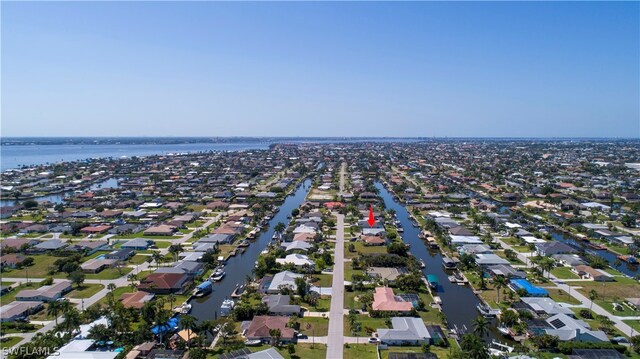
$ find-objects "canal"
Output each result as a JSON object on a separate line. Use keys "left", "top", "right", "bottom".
{"left": 466, "top": 188, "right": 639, "bottom": 278}
{"left": 189, "top": 178, "right": 312, "bottom": 321}
{"left": 375, "top": 182, "right": 500, "bottom": 341}
{"left": 0, "top": 177, "right": 121, "bottom": 206}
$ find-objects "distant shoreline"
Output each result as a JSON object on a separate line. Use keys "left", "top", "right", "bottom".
{"left": 1, "top": 136, "right": 638, "bottom": 146}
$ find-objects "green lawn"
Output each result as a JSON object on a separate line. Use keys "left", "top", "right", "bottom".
{"left": 623, "top": 320, "right": 640, "bottom": 333}
{"left": 551, "top": 266, "right": 580, "bottom": 279}
{"left": 345, "top": 291, "right": 368, "bottom": 310}
{"left": 310, "top": 274, "right": 332, "bottom": 287}
{"left": 128, "top": 254, "right": 150, "bottom": 265}
{"left": 86, "top": 267, "right": 132, "bottom": 280}
{"left": 344, "top": 344, "right": 377, "bottom": 358}
{"left": 151, "top": 240, "right": 173, "bottom": 248}
{"left": 547, "top": 287, "right": 582, "bottom": 305}
{"left": 1, "top": 255, "right": 59, "bottom": 278}
{"left": 0, "top": 336, "right": 23, "bottom": 349}
{"left": 344, "top": 314, "right": 389, "bottom": 336}
{"left": 0, "top": 283, "right": 41, "bottom": 305}
{"left": 66, "top": 284, "right": 104, "bottom": 299}
{"left": 345, "top": 242, "right": 386, "bottom": 259}
{"left": 304, "top": 296, "right": 331, "bottom": 312}
{"left": 299, "top": 316, "right": 329, "bottom": 336}
{"left": 596, "top": 300, "right": 640, "bottom": 317}
{"left": 90, "top": 286, "right": 134, "bottom": 308}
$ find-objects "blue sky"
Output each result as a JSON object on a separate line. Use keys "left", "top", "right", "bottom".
{"left": 2, "top": 2, "right": 638, "bottom": 138}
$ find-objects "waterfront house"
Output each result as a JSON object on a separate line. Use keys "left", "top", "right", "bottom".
{"left": 362, "top": 235, "right": 386, "bottom": 246}
{"left": 275, "top": 254, "right": 315, "bottom": 268}
{"left": 367, "top": 267, "right": 408, "bottom": 283}
{"left": 449, "top": 235, "right": 483, "bottom": 246}
{"left": 372, "top": 287, "right": 413, "bottom": 313}
{"left": 572, "top": 265, "right": 614, "bottom": 282}
{"left": 377, "top": 317, "right": 442, "bottom": 345}
{"left": 281, "top": 241, "right": 312, "bottom": 253}
{"left": 543, "top": 313, "right": 608, "bottom": 342}
{"left": 244, "top": 316, "right": 295, "bottom": 343}
{"left": 474, "top": 253, "right": 510, "bottom": 266}
{"left": 266, "top": 271, "right": 304, "bottom": 294}
{"left": 119, "top": 291, "right": 156, "bottom": 309}
{"left": 486, "top": 264, "right": 526, "bottom": 279}
{"left": 535, "top": 242, "right": 577, "bottom": 256}
{"left": 262, "top": 295, "right": 302, "bottom": 316}
{"left": 519, "top": 297, "right": 574, "bottom": 317}
{"left": 137, "top": 273, "right": 193, "bottom": 294}
{"left": 198, "top": 234, "right": 233, "bottom": 244}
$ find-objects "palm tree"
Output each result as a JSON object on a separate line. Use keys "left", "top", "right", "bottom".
{"left": 167, "top": 294, "right": 176, "bottom": 310}
{"left": 64, "top": 307, "right": 82, "bottom": 336}
{"left": 493, "top": 276, "right": 508, "bottom": 303}
{"left": 274, "top": 222, "right": 285, "bottom": 233}
{"left": 127, "top": 274, "right": 138, "bottom": 287}
{"left": 476, "top": 267, "right": 487, "bottom": 290}
{"left": 152, "top": 252, "right": 163, "bottom": 268}
{"left": 473, "top": 315, "right": 489, "bottom": 338}
{"left": 154, "top": 307, "right": 171, "bottom": 346}
{"left": 47, "top": 301, "right": 61, "bottom": 327}
{"left": 179, "top": 315, "right": 198, "bottom": 349}
{"left": 168, "top": 244, "right": 184, "bottom": 262}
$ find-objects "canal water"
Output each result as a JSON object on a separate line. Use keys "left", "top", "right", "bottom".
{"left": 549, "top": 229, "right": 638, "bottom": 277}
{"left": 466, "top": 189, "right": 639, "bottom": 278}
{"left": 189, "top": 178, "right": 312, "bottom": 322}
{"left": 375, "top": 182, "right": 500, "bottom": 341}
{"left": 0, "top": 177, "right": 122, "bottom": 206}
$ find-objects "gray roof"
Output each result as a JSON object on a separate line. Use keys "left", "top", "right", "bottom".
{"left": 378, "top": 317, "right": 430, "bottom": 342}
{"left": 544, "top": 313, "right": 608, "bottom": 342}
{"left": 267, "top": 271, "right": 303, "bottom": 293}
{"left": 475, "top": 253, "right": 510, "bottom": 266}
{"left": 34, "top": 239, "right": 66, "bottom": 250}
{"left": 521, "top": 297, "right": 574, "bottom": 316}
{"left": 245, "top": 348, "right": 285, "bottom": 359}
{"left": 198, "top": 234, "right": 232, "bottom": 243}
{"left": 122, "top": 238, "right": 152, "bottom": 248}
{"left": 262, "top": 295, "right": 301, "bottom": 314}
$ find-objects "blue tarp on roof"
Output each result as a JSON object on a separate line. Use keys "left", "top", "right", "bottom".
{"left": 511, "top": 278, "right": 548, "bottom": 297}
{"left": 151, "top": 317, "right": 179, "bottom": 335}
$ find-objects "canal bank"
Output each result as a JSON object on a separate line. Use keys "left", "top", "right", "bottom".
{"left": 375, "top": 182, "right": 500, "bottom": 342}
{"left": 189, "top": 178, "right": 312, "bottom": 321}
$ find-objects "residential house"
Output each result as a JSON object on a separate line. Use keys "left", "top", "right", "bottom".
{"left": 122, "top": 238, "right": 153, "bottom": 250}
{"left": 15, "top": 280, "right": 72, "bottom": 302}
{"left": 137, "top": 273, "right": 193, "bottom": 294}
{"left": 262, "top": 295, "right": 302, "bottom": 316}
{"left": 367, "top": 267, "right": 408, "bottom": 283}
{"left": 377, "top": 317, "right": 441, "bottom": 345}
{"left": 372, "top": 287, "right": 413, "bottom": 313}
{"left": 120, "top": 291, "right": 155, "bottom": 309}
{"left": 266, "top": 271, "right": 303, "bottom": 294}
{"left": 543, "top": 313, "right": 608, "bottom": 342}
{"left": 0, "top": 301, "right": 44, "bottom": 322}
{"left": 244, "top": 316, "right": 295, "bottom": 343}
{"left": 275, "top": 254, "right": 315, "bottom": 268}
{"left": 572, "top": 265, "right": 614, "bottom": 282}
{"left": 535, "top": 242, "right": 577, "bottom": 256}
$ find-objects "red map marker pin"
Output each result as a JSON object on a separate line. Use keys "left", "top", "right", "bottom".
{"left": 368, "top": 205, "right": 375, "bottom": 227}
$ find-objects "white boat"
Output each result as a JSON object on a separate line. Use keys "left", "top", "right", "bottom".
{"left": 477, "top": 303, "right": 501, "bottom": 317}
{"left": 487, "top": 340, "right": 514, "bottom": 356}
{"left": 497, "top": 326, "right": 511, "bottom": 336}
{"left": 212, "top": 269, "right": 226, "bottom": 282}
{"left": 175, "top": 303, "right": 191, "bottom": 314}
{"left": 244, "top": 339, "right": 262, "bottom": 346}
{"left": 419, "top": 259, "right": 426, "bottom": 268}
{"left": 220, "top": 299, "right": 235, "bottom": 316}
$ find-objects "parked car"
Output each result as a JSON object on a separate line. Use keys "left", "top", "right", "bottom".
{"left": 368, "top": 337, "right": 379, "bottom": 343}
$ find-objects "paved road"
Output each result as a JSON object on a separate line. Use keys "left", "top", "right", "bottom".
{"left": 326, "top": 164, "right": 346, "bottom": 359}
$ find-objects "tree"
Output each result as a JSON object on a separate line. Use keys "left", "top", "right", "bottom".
{"left": 473, "top": 315, "right": 489, "bottom": 338}
{"left": 589, "top": 289, "right": 598, "bottom": 310}
{"left": 269, "top": 328, "right": 282, "bottom": 347}
{"left": 179, "top": 315, "right": 198, "bottom": 349}
{"left": 23, "top": 199, "right": 38, "bottom": 209}
{"left": 63, "top": 307, "right": 82, "bottom": 336}
{"left": 499, "top": 310, "right": 519, "bottom": 327}
{"left": 168, "top": 244, "right": 184, "bottom": 262}
{"left": 152, "top": 252, "right": 163, "bottom": 268}
{"left": 460, "top": 333, "right": 489, "bottom": 359}
{"left": 68, "top": 271, "right": 85, "bottom": 288}
{"left": 493, "top": 276, "right": 508, "bottom": 303}
{"left": 47, "top": 301, "right": 61, "bottom": 327}
{"left": 274, "top": 222, "right": 286, "bottom": 233}
{"left": 294, "top": 277, "right": 308, "bottom": 297}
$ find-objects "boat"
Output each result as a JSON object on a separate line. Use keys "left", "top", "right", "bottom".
{"left": 433, "top": 296, "right": 442, "bottom": 305}
{"left": 397, "top": 227, "right": 404, "bottom": 233}
{"left": 497, "top": 326, "right": 512, "bottom": 337}
{"left": 419, "top": 259, "right": 426, "bottom": 268}
{"left": 237, "top": 247, "right": 246, "bottom": 254}
{"left": 244, "top": 339, "right": 262, "bottom": 346}
{"left": 453, "top": 271, "right": 467, "bottom": 284}
{"left": 212, "top": 268, "right": 226, "bottom": 282}
{"left": 477, "top": 303, "right": 501, "bottom": 317}
{"left": 231, "top": 284, "right": 246, "bottom": 298}
{"left": 193, "top": 281, "right": 213, "bottom": 297}
{"left": 426, "top": 237, "right": 439, "bottom": 249}
{"left": 586, "top": 243, "right": 607, "bottom": 250}
{"left": 229, "top": 249, "right": 237, "bottom": 256}
{"left": 220, "top": 299, "right": 235, "bottom": 316}
{"left": 442, "top": 257, "right": 457, "bottom": 270}
{"left": 173, "top": 302, "right": 192, "bottom": 314}
{"left": 448, "top": 275, "right": 457, "bottom": 283}
{"left": 217, "top": 256, "right": 226, "bottom": 263}
{"left": 238, "top": 240, "right": 250, "bottom": 247}
{"left": 618, "top": 255, "right": 638, "bottom": 264}
{"left": 427, "top": 274, "right": 439, "bottom": 290}
{"left": 487, "top": 341, "right": 514, "bottom": 357}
